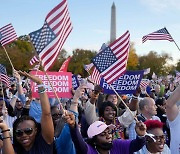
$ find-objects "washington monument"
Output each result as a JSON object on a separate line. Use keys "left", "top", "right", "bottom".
{"left": 110, "top": 2, "right": 116, "bottom": 43}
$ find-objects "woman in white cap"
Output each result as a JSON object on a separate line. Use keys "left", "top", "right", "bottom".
{"left": 64, "top": 112, "right": 147, "bottom": 154}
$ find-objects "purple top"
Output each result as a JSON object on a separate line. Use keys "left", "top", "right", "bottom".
{"left": 70, "top": 125, "right": 145, "bottom": 154}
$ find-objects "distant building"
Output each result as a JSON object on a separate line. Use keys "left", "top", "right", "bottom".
{"left": 110, "top": 2, "right": 116, "bottom": 43}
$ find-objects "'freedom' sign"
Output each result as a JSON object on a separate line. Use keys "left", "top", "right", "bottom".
{"left": 100, "top": 70, "right": 144, "bottom": 94}
{"left": 30, "top": 71, "right": 72, "bottom": 98}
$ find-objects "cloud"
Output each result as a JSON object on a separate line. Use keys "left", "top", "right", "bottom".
{"left": 139, "top": 0, "right": 180, "bottom": 12}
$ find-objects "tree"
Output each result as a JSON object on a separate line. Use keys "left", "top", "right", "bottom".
{"left": 176, "top": 59, "right": 180, "bottom": 71}
{"left": 138, "top": 51, "right": 173, "bottom": 76}
{"left": 68, "top": 49, "right": 97, "bottom": 76}
{"left": 0, "top": 38, "right": 34, "bottom": 74}
{"left": 127, "top": 43, "right": 139, "bottom": 70}
{"left": 50, "top": 49, "right": 69, "bottom": 71}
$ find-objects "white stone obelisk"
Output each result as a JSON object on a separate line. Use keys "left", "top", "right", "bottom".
{"left": 110, "top": 2, "right": 116, "bottom": 43}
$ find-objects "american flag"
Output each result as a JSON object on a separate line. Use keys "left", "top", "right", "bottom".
{"left": 0, "top": 64, "right": 10, "bottom": 87}
{"left": 144, "top": 68, "right": 150, "bottom": 75}
{"left": 86, "top": 43, "right": 107, "bottom": 84}
{"left": 30, "top": 55, "right": 39, "bottom": 65}
{"left": 0, "top": 23, "right": 18, "bottom": 46}
{"left": 140, "top": 79, "right": 150, "bottom": 89}
{"left": 142, "top": 27, "right": 174, "bottom": 43}
{"left": 90, "top": 67, "right": 102, "bottom": 85}
{"left": 84, "top": 63, "right": 94, "bottom": 72}
{"left": 29, "top": 0, "right": 72, "bottom": 71}
{"left": 92, "top": 31, "right": 130, "bottom": 84}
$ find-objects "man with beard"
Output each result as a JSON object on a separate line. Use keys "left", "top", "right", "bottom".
{"left": 65, "top": 112, "right": 147, "bottom": 154}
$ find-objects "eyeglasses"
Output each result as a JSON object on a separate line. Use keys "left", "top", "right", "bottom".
{"left": 52, "top": 113, "right": 62, "bottom": 117}
{"left": 15, "top": 128, "right": 33, "bottom": 137}
{"left": 153, "top": 135, "right": 166, "bottom": 142}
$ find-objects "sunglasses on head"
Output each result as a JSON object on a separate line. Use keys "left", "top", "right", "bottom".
{"left": 15, "top": 128, "right": 33, "bottom": 137}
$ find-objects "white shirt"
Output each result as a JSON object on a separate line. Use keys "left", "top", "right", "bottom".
{"left": 169, "top": 112, "right": 180, "bottom": 154}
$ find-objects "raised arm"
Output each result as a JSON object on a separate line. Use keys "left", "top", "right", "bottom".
{"left": 129, "top": 121, "right": 146, "bottom": 153}
{"left": 84, "top": 90, "right": 99, "bottom": 125}
{"left": 64, "top": 112, "right": 88, "bottom": 154}
{"left": 0, "top": 117, "right": 15, "bottom": 154}
{"left": 128, "top": 87, "right": 141, "bottom": 111}
{"left": 13, "top": 70, "right": 24, "bottom": 96}
{"left": 69, "top": 85, "right": 87, "bottom": 113}
{"left": 18, "top": 71, "right": 54, "bottom": 144}
{"left": 166, "top": 86, "right": 180, "bottom": 121}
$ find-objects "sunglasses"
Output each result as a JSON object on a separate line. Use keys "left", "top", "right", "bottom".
{"left": 15, "top": 128, "right": 33, "bottom": 137}
{"left": 52, "top": 113, "right": 62, "bottom": 117}
{"left": 153, "top": 135, "right": 166, "bottom": 142}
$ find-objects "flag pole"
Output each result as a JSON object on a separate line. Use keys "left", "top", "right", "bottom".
{"left": 109, "top": 84, "right": 138, "bottom": 122}
{"left": 172, "top": 40, "right": 180, "bottom": 52}
{"left": 40, "top": 62, "right": 65, "bottom": 113}
{"left": 29, "top": 64, "right": 40, "bottom": 92}
{"left": 0, "top": 80, "right": 5, "bottom": 101}
{"left": 2, "top": 46, "right": 15, "bottom": 70}
{"left": 165, "top": 27, "right": 180, "bottom": 52}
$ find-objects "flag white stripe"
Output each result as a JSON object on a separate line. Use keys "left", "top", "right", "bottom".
{"left": 102, "top": 60, "right": 126, "bottom": 79}
{"left": 111, "top": 32, "right": 130, "bottom": 52}
{"left": 43, "top": 23, "right": 72, "bottom": 70}
{"left": 46, "top": 0, "right": 67, "bottom": 23}
{"left": 112, "top": 37, "right": 130, "bottom": 56}
{"left": 101, "top": 49, "right": 128, "bottom": 75}
{"left": 49, "top": 6, "right": 69, "bottom": 33}
{"left": 106, "top": 67, "right": 126, "bottom": 83}
{"left": 41, "top": 19, "right": 72, "bottom": 66}
{"left": 39, "top": 10, "right": 70, "bottom": 58}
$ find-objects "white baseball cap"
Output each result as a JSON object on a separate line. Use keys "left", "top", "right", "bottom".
{"left": 87, "top": 121, "right": 115, "bottom": 138}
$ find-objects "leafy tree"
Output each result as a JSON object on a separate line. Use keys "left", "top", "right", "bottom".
{"left": 0, "top": 39, "right": 34, "bottom": 74}
{"left": 127, "top": 43, "right": 138, "bottom": 70}
{"left": 50, "top": 49, "right": 69, "bottom": 71}
{"left": 176, "top": 59, "right": 180, "bottom": 71}
{"left": 68, "top": 49, "right": 97, "bottom": 77}
{"left": 138, "top": 51, "right": 172, "bottom": 76}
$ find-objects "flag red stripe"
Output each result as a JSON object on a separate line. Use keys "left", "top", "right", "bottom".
{"left": 48, "top": 5, "right": 68, "bottom": 27}
{"left": 31, "top": 0, "right": 72, "bottom": 71}
{"left": 0, "top": 23, "right": 17, "bottom": 46}
{"left": 40, "top": 16, "right": 71, "bottom": 61}
{"left": 46, "top": 0, "right": 66, "bottom": 20}
{"left": 99, "top": 31, "right": 130, "bottom": 84}
{"left": 42, "top": 23, "right": 72, "bottom": 70}
{"left": 142, "top": 28, "right": 174, "bottom": 43}
{"left": 43, "top": 24, "right": 72, "bottom": 70}
{"left": 41, "top": 17, "right": 72, "bottom": 66}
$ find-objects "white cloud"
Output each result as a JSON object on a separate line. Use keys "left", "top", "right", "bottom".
{"left": 139, "top": 0, "right": 180, "bottom": 12}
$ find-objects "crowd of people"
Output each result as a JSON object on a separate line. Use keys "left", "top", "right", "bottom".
{"left": 0, "top": 69, "right": 179, "bottom": 154}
